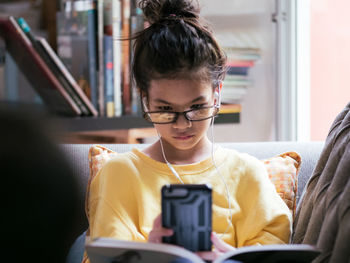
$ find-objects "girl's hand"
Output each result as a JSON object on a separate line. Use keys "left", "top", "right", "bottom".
{"left": 148, "top": 214, "right": 173, "bottom": 243}
{"left": 196, "top": 232, "right": 236, "bottom": 261}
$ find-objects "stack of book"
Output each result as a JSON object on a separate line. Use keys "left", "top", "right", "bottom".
{"left": 0, "top": 14, "right": 98, "bottom": 116}
{"left": 57, "top": 0, "right": 144, "bottom": 118}
{"left": 222, "top": 47, "right": 260, "bottom": 105}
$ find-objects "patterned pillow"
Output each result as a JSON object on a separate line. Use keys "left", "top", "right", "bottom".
{"left": 85, "top": 146, "right": 301, "bottom": 222}
{"left": 262, "top": 152, "right": 301, "bottom": 218}
{"left": 82, "top": 145, "right": 119, "bottom": 263}
{"left": 85, "top": 145, "right": 118, "bottom": 234}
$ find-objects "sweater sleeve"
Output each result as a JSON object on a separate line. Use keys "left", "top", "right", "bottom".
{"left": 88, "top": 158, "right": 146, "bottom": 242}
{"left": 235, "top": 155, "right": 292, "bottom": 247}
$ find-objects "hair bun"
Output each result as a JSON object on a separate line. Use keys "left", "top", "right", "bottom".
{"left": 139, "top": 0, "right": 200, "bottom": 24}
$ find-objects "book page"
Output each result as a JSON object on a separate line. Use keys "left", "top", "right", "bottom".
{"left": 86, "top": 238, "right": 205, "bottom": 263}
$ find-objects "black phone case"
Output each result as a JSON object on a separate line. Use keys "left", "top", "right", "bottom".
{"left": 161, "top": 184, "right": 212, "bottom": 252}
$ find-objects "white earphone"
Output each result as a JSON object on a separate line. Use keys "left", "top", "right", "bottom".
{"left": 214, "top": 82, "right": 222, "bottom": 108}
{"left": 142, "top": 95, "right": 149, "bottom": 111}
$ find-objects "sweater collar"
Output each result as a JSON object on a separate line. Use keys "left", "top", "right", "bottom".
{"left": 131, "top": 146, "right": 227, "bottom": 175}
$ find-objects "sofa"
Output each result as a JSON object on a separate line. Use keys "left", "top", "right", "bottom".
{"left": 61, "top": 141, "right": 325, "bottom": 263}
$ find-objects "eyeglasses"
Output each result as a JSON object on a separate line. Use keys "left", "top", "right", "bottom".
{"left": 143, "top": 105, "right": 219, "bottom": 124}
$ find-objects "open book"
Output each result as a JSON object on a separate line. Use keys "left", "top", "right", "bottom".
{"left": 86, "top": 238, "right": 320, "bottom": 263}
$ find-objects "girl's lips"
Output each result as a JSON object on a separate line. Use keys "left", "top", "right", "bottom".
{"left": 173, "top": 135, "right": 194, "bottom": 140}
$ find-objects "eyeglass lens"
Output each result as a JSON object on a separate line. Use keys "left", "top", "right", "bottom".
{"left": 147, "top": 107, "right": 216, "bottom": 123}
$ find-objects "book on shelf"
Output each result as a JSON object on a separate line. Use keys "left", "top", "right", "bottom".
{"left": 0, "top": 14, "right": 97, "bottom": 116}
{"left": 227, "top": 60, "right": 255, "bottom": 68}
{"left": 56, "top": 0, "right": 99, "bottom": 111}
{"left": 221, "top": 86, "right": 248, "bottom": 104}
{"left": 224, "top": 47, "right": 261, "bottom": 61}
{"left": 112, "top": 0, "right": 123, "bottom": 117}
{"left": 224, "top": 75, "right": 252, "bottom": 87}
{"left": 121, "top": 0, "right": 131, "bottom": 115}
{"left": 226, "top": 66, "right": 250, "bottom": 76}
{"left": 219, "top": 103, "right": 242, "bottom": 114}
{"left": 86, "top": 237, "right": 320, "bottom": 263}
{"left": 97, "top": 0, "right": 105, "bottom": 116}
{"left": 224, "top": 46, "right": 261, "bottom": 78}
{"left": 86, "top": 0, "right": 99, "bottom": 111}
{"left": 103, "top": 35, "right": 114, "bottom": 117}
{"left": 102, "top": 0, "right": 114, "bottom": 117}
{"left": 35, "top": 36, "right": 98, "bottom": 116}
{"left": 130, "top": 1, "right": 144, "bottom": 116}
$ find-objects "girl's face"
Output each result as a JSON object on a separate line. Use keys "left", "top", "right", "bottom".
{"left": 147, "top": 78, "right": 215, "bottom": 152}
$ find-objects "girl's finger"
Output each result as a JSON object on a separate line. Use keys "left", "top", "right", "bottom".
{"left": 211, "top": 232, "right": 236, "bottom": 253}
{"left": 153, "top": 214, "right": 162, "bottom": 228}
{"left": 148, "top": 228, "right": 173, "bottom": 243}
{"left": 151, "top": 228, "right": 173, "bottom": 237}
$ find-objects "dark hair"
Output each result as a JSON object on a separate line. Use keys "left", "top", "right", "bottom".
{"left": 132, "top": 0, "right": 227, "bottom": 94}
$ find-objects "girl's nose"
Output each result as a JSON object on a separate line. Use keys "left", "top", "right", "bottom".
{"left": 172, "top": 113, "right": 192, "bottom": 129}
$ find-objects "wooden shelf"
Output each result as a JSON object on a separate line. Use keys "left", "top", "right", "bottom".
{"left": 52, "top": 115, "right": 153, "bottom": 132}
{"left": 1, "top": 102, "right": 239, "bottom": 143}
{"left": 51, "top": 113, "right": 240, "bottom": 132}
{"left": 216, "top": 112, "right": 240, "bottom": 124}
{"left": 51, "top": 113, "right": 240, "bottom": 144}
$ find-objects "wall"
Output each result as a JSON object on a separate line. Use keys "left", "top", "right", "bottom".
{"left": 310, "top": 0, "right": 350, "bottom": 140}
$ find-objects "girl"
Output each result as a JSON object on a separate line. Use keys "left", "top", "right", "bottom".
{"left": 85, "top": 0, "right": 291, "bottom": 261}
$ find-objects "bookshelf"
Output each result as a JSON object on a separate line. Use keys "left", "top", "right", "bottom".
{"left": 0, "top": 0, "right": 241, "bottom": 143}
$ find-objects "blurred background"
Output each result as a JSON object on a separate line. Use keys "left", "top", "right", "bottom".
{"left": 0, "top": 0, "right": 349, "bottom": 143}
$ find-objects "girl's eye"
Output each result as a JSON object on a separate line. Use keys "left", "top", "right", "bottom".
{"left": 158, "top": 105, "right": 173, "bottom": 111}
{"left": 191, "top": 104, "right": 206, "bottom": 109}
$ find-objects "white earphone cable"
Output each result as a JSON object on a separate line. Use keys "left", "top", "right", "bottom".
{"left": 210, "top": 117, "right": 233, "bottom": 239}
{"left": 156, "top": 88, "right": 233, "bottom": 238}
{"left": 158, "top": 132, "right": 184, "bottom": 184}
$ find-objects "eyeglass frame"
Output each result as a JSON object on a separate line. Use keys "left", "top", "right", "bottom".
{"left": 142, "top": 105, "right": 220, "bottom": 124}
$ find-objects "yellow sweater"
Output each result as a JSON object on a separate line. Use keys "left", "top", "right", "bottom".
{"left": 86, "top": 147, "right": 291, "bottom": 259}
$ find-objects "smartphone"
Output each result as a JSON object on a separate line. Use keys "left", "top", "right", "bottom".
{"left": 161, "top": 184, "right": 212, "bottom": 252}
